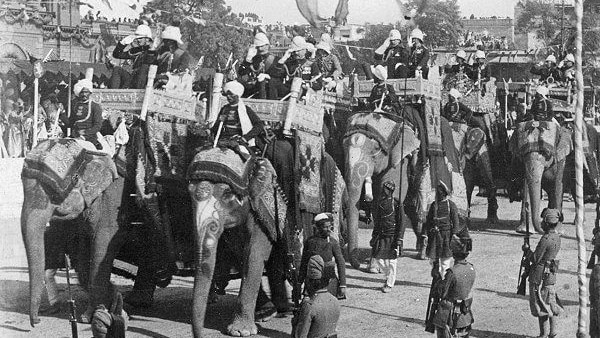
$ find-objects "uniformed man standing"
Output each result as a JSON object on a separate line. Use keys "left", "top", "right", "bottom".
{"left": 62, "top": 79, "right": 103, "bottom": 149}
{"left": 408, "top": 28, "right": 430, "bottom": 79}
{"left": 522, "top": 208, "right": 564, "bottom": 338}
{"left": 432, "top": 237, "right": 475, "bottom": 338}
{"left": 374, "top": 29, "right": 409, "bottom": 79}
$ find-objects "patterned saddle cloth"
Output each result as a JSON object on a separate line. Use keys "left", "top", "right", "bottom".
{"left": 516, "top": 120, "right": 557, "bottom": 159}
{"left": 22, "top": 138, "right": 117, "bottom": 204}
{"left": 345, "top": 112, "right": 406, "bottom": 154}
{"left": 187, "top": 147, "right": 256, "bottom": 196}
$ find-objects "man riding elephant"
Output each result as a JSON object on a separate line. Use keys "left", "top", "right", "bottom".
{"left": 238, "top": 31, "right": 276, "bottom": 99}
{"left": 60, "top": 79, "right": 103, "bottom": 149}
{"left": 442, "top": 88, "right": 488, "bottom": 135}
{"left": 314, "top": 34, "right": 343, "bottom": 92}
{"left": 374, "top": 29, "right": 409, "bottom": 79}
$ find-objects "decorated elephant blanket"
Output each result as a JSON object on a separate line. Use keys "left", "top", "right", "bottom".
{"left": 516, "top": 120, "right": 558, "bottom": 159}
{"left": 345, "top": 112, "right": 405, "bottom": 154}
{"left": 187, "top": 148, "right": 255, "bottom": 196}
{"left": 22, "top": 139, "right": 117, "bottom": 204}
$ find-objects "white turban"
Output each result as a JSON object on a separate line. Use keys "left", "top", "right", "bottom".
{"left": 73, "top": 79, "right": 94, "bottom": 96}
{"left": 371, "top": 65, "right": 388, "bottom": 81}
{"left": 223, "top": 80, "right": 245, "bottom": 97}
{"left": 449, "top": 88, "right": 462, "bottom": 99}
{"left": 536, "top": 86, "right": 549, "bottom": 98}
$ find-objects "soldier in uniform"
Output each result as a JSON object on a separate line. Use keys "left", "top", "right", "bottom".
{"left": 314, "top": 35, "right": 343, "bottom": 92}
{"left": 522, "top": 208, "right": 563, "bottom": 338}
{"left": 155, "top": 25, "right": 193, "bottom": 75}
{"left": 238, "top": 31, "right": 276, "bottom": 99}
{"left": 466, "top": 50, "right": 490, "bottom": 97}
{"left": 369, "top": 181, "right": 403, "bottom": 293}
{"left": 432, "top": 237, "right": 475, "bottom": 338}
{"left": 408, "top": 28, "right": 430, "bottom": 79}
{"left": 61, "top": 79, "right": 103, "bottom": 149}
{"left": 445, "top": 50, "right": 469, "bottom": 75}
{"left": 268, "top": 36, "right": 321, "bottom": 99}
{"left": 530, "top": 55, "right": 562, "bottom": 84}
{"left": 521, "top": 86, "right": 554, "bottom": 123}
{"left": 442, "top": 89, "right": 489, "bottom": 135}
{"left": 368, "top": 65, "right": 400, "bottom": 114}
{"left": 374, "top": 29, "right": 409, "bottom": 79}
{"left": 558, "top": 53, "right": 575, "bottom": 85}
{"left": 423, "top": 182, "right": 469, "bottom": 277}
{"left": 292, "top": 255, "right": 341, "bottom": 338}
{"left": 299, "top": 213, "right": 347, "bottom": 300}
{"left": 109, "top": 24, "right": 154, "bottom": 89}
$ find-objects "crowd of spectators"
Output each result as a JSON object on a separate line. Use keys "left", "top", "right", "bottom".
{"left": 459, "top": 31, "right": 510, "bottom": 50}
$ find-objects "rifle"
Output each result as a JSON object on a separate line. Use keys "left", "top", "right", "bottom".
{"left": 517, "top": 201, "right": 531, "bottom": 296}
{"left": 286, "top": 253, "right": 302, "bottom": 310}
{"left": 425, "top": 260, "right": 441, "bottom": 333}
{"left": 64, "top": 254, "right": 78, "bottom": 338}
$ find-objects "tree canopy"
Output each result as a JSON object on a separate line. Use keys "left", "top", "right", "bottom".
{"left": 406, "top": 0, "right": 464, "bottom": 48}
{"left": 515, "top": 0, "right": 563, "bottom": 46}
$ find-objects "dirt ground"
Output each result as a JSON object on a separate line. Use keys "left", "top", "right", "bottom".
{"left": 0, "top": 194, "right": 597, "bottom": 338}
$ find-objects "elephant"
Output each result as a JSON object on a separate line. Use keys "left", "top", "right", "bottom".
{"left": 21, "top": 138, "right": 126, "bottom": 327}
{"left": 186, "top": 144, "right": 347, "bottom": 337}
{"left": 511, "top": 120, "right": 570, "bottom": 233}
{"left": 343, "top": 108, "right": 422, "bottom": 267}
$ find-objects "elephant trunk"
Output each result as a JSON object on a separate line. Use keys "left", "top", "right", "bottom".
{"left": 191, "top": 198, "right": 222, "bottom": 338}
{"left": 20, "top": 188, "right": 53, "bottom": 327}
{"left": 524, "top": 153, "right": 546, "bottom": 233}
{"left": 345, "top": 166, "right": 370, "bottom": 270}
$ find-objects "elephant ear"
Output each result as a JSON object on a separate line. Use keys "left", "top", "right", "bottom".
{"left": 249, "top": 159, "right": 288, "bottom": 243}
{"left": 556, "top": 126, "right": 573, "bottom": 162}
{"left": 390, "top": 126, "right": 420, "bottom": 168}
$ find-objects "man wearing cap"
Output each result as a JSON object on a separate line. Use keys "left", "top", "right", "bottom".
{"left": 432, "top": 236, "right": 475, "bottom": 338}
{"left": 408, "top": 28, "right": 430, "bottom": 79}
{"left": 442, "top": 89, "right": 474, "bottom": 124}
{"left": 239, "top": 31, "right": 276, "bottom": 99}
{"left": 155, "top": 25, "right": 193, "bottom": 75}
{"left": 522, "top": 208, "right": 563, "bottom": 338}
{"left": 423, "top": 182, "right": 469, "bottom": 277}
{"left": 299, "top": 213, "right": 347, "bottom": 300}
{"left": 292, "top": 255, "right": 341, "bottom": 338}
{"left": 445, "top": 50, "right": 469, "bottom": 75}
{"left": 109, "top": 24, "right": 154, "bottom": 89}
{"left": 268, "top": 36, "right": 321, "bottom": 99}
{"left": 558, "top": 53, "right": 575, "bottom": 84}
{"left": 531, "top": 55, "right": 562, "bottom": 84}
{"left": 60, "top": 79, "right": 103, "bottom": 149}
{"left": 314, "top": 34, "right": 343, "bottom": 92}
{"left": 211, "top": 80, "right": 265, "bottom": 158}
{"left": 374, "top": 29, "right": 409, "bottom": 79}
{"left": 368, "top": 65, "right": 400, "bottom": 114}
{"left": 522, "top": 86, "right": 554, "bottom": 123}
{"left": 466, "top": 50, "right": 490, "bottom": 97}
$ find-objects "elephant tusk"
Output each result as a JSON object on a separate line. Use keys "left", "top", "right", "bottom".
{"left": 364, "top": 177, "right": 373, "bottom": 202}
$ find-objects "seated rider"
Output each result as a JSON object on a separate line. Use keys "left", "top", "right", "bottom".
{"left": 442, "top": 89, "right": 473, "bottom": 124}
{"left": 558, "top": 53, "right": 575, "bottom": 85}
{"left": 211, "top": 80, "right": 265, "bottom": 158}
{"left": 521, "top": 86, "right": 554, "bottom": 123}
{"left": 238, "top": 31, "right": 275, "bottom": 99}
{"left": 530, "top": 55, "right": 561, "bottom": 85}
{"left": 314, "top": 34, "right": 343, "bottom": 92}
{"left": 445, "top": 50, "right": 469, "bottom": 75}
{"left": 60, "top": 79, "right": 103, "bottom": 149}
{"left": 374, "top": 29, "right": 409, "bottom": 79}
{"left": 268, "top": 36, "right": 321, "bottom": 99}
{"left": 368, "top": 65, "right": 400, "bottom": 114}
{"left": 408, "top": 28, "right": 429, "bottom": 79}
{"left": 109, "top": 24, "right": 154, "bottom": 89}
{"left": 466, "top": 50, "right": 490, "bottom": 97}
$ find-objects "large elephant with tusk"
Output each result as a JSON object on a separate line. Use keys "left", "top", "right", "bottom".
{"left": 187, "top": 144, "right": 347, "bottom": 337}
{"left": 343, "top": 108, "right": 422, "bottom": 266}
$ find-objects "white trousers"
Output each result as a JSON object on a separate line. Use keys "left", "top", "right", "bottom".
{"left": 430, "top": 257, "right": 453, "bottom": 278}
{"left": 45, "top": 269, "right": 59, "bottom": 305}
{"left": 376, "top": 258, "right": 397, "bottom": 288}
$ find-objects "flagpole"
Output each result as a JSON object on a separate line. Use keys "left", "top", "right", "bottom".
{"left": 574, "top": 0, "right": 588, "bottom": 336}
{"left": 67, "top": 0, "right": 73, "bottom": 137}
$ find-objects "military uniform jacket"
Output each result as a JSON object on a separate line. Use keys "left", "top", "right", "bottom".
{"left": 299, "top": 235, "right": 346, "bottom": 287}
{"left": 528, "top": 97, "right": 554, "bottom": 122}
{"left": 316, "top": 54, "right": 343, "bottom": 80}
{"left": 433, "top": 260, "right": 476, "bottom": 329}
{"left": 530, "top": 65, "right": 562, "bottom": 83}
{"left": 527, "top": 230, "right": 561, "bottom": 285}
{"left": 375, "top": 44, "right": 409, "bottom": 79}
{"left": 210, "top": 104, "right": 264, "bottom": 142}
{"left": 424, "top": 199, "right": 466, "bottom": 259}
{"left": 408, "top": 45, "right": 429, "bottom": 77}
{"left": 269, "top": 58, "right": 322, "bottom": 90}
{"left": 292, "top": 289, "right": 341, "bottom": 338}
{"left": 443, "top": 101, "right": 473, "bottom": 124}
{"left": 368, "top": 83, "right": 399, "bottom": 112}
{"left": 112, "top": 42, "right": 152, "bottom": 70}
{"left": 238, "top": 53, "right": 277, "bottom": 84}
{"left": 63, "top": 100, "right": 103, "bottom": 142}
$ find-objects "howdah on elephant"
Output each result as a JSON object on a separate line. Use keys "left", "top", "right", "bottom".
{"left": 186, "top": 144, "right": 347, "bottom": 337}
{"left": 20, "top": 138, "right": 125, "bottom": 326}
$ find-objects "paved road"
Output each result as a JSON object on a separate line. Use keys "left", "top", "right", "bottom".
{"left": 1, "top": 195, "right": 598, "bottom": 337}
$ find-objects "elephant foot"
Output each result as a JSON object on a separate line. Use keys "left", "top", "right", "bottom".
{"left": 78, "top": 305, "right": 94, "bottom": 324}
{"left": 227, "top": 316, "right": 259, "bottom": 337}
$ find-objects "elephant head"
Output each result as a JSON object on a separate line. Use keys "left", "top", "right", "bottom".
{"left": 343, "top": 112, "right": 420, "bottom": 268}
{"left": 187, "top": 149, "right": 286, "bottom": 337}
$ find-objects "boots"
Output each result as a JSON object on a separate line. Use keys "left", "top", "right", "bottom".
{"left": 418, "top": 236, "right": 428, "bottom": 260}
{"left": 366, "top": 257, "right": 380, "bottom": 274}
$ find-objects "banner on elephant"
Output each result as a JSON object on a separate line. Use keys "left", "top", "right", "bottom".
{"left": 296, "top": 129, "right": 323, "bottom": 214}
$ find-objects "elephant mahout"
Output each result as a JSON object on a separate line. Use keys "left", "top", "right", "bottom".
{"left": 343, "top": 107, "right": 422, "bottom": 265}
{"left": 186, "top": 140, "right": 347, "bottom": 337}
{"left": 20, "top": 137, "right": 126, "bottom": 326}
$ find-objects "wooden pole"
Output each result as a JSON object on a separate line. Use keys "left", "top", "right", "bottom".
{"left": 209, "top": 73, "right": 224, "bottom": 124}
{"left": 140, "top": 65, "right": 158, "bottom": 121}
{"left": 574, "top": 0, "right": 588, "bottom": 336}
{"left": 283, "top": 77, "right": 303, "bottom": 137}
{"left": 32, "top": 77, "right": 39, "bottom": 148}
